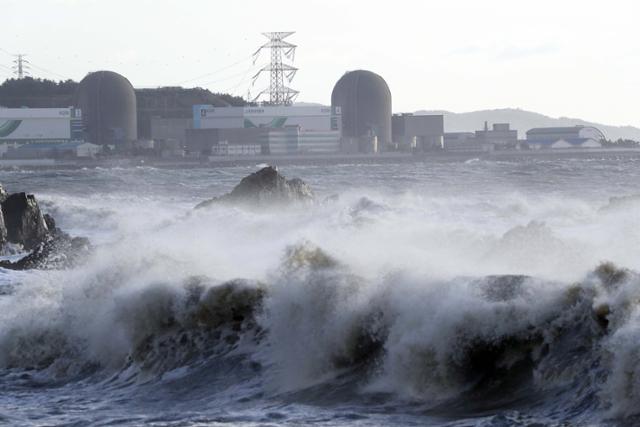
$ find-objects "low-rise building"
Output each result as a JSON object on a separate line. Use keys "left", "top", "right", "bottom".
{"left": 525, "top": 126, "right": 605, "bottom": 149}
{"left": 475, "top": 122, "right": 518, "bottom": 148}
{"left": 192, "top": 105, "right": 341, "bottom": 156}
{"left": 3, "top": 142, "right": 101, "bottom": 159}
{"left": 443, "top": 132, "right": 488, "bottom": 152}
{"left": 392, "top": 114, "right": 444, "bottom": 151}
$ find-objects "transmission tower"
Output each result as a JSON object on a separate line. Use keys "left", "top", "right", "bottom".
{"left": 12, "top": 54, "right": 30, "bottom": 79}
{"left": 251, "top": 32, "right": 299, "bottom": 105}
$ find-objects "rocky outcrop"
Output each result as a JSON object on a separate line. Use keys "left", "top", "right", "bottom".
{"left": 0, "top": 185, "right": 8, "bottom": 246}
{"left": 1, "top": 192, "right": 49, "bottom": 250}
{"left": 0, "top": 185, "right": 91, "bottom": 270}
{"left": 0, "top": 231, "right": 91, "bottom": 271}
{"left": 196, "top": 166, "right": 314, "bottom": 209}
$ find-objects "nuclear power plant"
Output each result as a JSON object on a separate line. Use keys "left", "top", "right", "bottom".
{"left": 331, "top": 70, "right": 392, "bottom": 152}
{"left": 74, "top": 71, "right": 138, "bottom": 146}
{"left": 0, "top": 31, "right": 608, "bottom": 162}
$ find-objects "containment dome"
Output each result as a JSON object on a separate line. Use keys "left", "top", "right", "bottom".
{"left": 331, "top": 70, "right": 392, "bottom": 149}
{"left": 74, "top": 71, "right": 137, "bottom": 146}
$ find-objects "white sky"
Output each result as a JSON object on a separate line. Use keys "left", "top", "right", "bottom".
{"left": 1, "top": 0, "right": 639, "bottom": 127}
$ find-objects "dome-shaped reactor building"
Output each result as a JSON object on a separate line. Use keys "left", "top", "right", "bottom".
{"left": 74, "top": 71, "right": 137, "bottom": 146}
{"left": 331, "top": 70, "right": 392, "bottom": 150}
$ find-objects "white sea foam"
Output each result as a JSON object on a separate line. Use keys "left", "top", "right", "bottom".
{"left": 2, "top": 161, "right": 640, "bottom": 425}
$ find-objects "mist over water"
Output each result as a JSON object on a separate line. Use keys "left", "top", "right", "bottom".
{"left": 2, "top": 158, "right": 640, "bottom": 426}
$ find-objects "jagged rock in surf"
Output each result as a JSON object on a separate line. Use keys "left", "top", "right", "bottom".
{"left": 0, "top": 185, "right": 11, "bottom": 246}
{"left": 0, "top": 188, "right": 91, "bottom": 271}
{"left": 1, "top": 192, "right": 50, "bottom": 250}
{"left": 0, "top": 227, "right": 91, "bottom": 271}
{"left": 195, "top": 166, "right": 313, "bottom": 209}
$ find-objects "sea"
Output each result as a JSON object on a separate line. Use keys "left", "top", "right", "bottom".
{"left": 2, "top": 157, "right": 640, "bottom": 426}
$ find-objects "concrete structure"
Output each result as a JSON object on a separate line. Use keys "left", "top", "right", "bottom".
{"left": 475, "top": 122, "right": 518, "bottom": 148}
{"left": 190, "top": 105, "right": 341, "bottom": 156}
{"left": 0, "top": 107, "right": 83, "bottom": 144}
{"left": 443, "top": 132, "right": 487, "bottom": 152}
{"left": 150, "top": 117, "right": 192, "bottom": 147}
{"left": 74, "top": 71, "right": 137, "bottom": 146}
{"left": 392, "top": 114, "right": 444, "bottom": 151}
{"left": 443, "top": 122, "right": 517, "bottom": 152}
{"left": 186, "top": 128, "right": 264, "bottom": 156}
{"left": 136, "top": 87, "right": 231, "bottom": 140}
{"left": 331, "top": 70, "right": 392, "bottom": 151}
{"left": 212, "top": 140, "right": 261, "bottom": 156}
{"left": 3, "top": 141, "right": 101, "bottom": 159}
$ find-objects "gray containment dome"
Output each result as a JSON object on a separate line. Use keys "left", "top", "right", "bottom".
{"left": 331, "top": 70, "right": 392, "bottom": 149}
{"left": 74, "top": 71, "right": 137, "bottom": 146}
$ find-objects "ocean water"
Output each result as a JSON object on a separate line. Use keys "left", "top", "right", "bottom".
{"left": 2, "top": 158, "right": 640, "bottom": 426}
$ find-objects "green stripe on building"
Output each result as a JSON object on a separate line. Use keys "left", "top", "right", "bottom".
{"left": 0, "top": 120, "right": 22, "bottom": 138}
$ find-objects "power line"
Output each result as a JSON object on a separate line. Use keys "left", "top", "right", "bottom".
{"left": 175, "top": 54, "right": 254, "bottom": 85}
{"left": 221, "top": 62, "right": 256, "bottom": 96}
{"left": 28, "top": 61, "right": 69, "bottom": 80}
{"left": 198, "top": 67, "right": 258, "bottom": 88}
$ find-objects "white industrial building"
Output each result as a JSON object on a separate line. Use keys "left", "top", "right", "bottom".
{"left": 190, "top": 105, "right": 341, "bottom": 155}
{"left": 525, "top": 126, "right": 605, "bottom": 149}
{"left": 0, "top": 107, "right": 84, "bottom": 145}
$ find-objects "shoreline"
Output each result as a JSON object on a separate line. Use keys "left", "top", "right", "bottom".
{"left": 1, "top": 147, "right": 640, "bottom": 170}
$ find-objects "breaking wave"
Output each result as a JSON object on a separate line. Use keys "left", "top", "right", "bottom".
{"left": 4, "top": 163, "right": 640, "bottom": 425}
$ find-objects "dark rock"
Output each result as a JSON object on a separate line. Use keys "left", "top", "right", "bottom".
{"left": 0, "top": 231, "right": 91, "bottom": 271}
{"left": 0, "top": 206, "right": 7, "bottom": 247}
{"left": 0, "top": 185, "right": 7, "bottom": 246}
{"left": 43, "top": 213, "right": 56, "bottom": 231}
{"left": 1, "top": 192, "right": 49, "bottom": 250}
{"left": 195, "top": 166, "right": 313, "bottom": 209}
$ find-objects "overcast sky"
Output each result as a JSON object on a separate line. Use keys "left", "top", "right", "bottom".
{"left": 1, "top": 0, "right": 639, "bottom": 127}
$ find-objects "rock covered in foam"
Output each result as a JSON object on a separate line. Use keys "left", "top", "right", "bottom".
{"left": 0, "top": 185, "right": 91, "bottom": 270}
{"left": 196, "top": 166, "right": 314, "bottom": 209}
{"left": 0, "top": 232, "right": 91, "bottom": 271}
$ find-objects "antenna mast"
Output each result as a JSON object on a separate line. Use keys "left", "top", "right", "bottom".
{"left": 12, "top": 54, "right": 30, "bottom": 79}
{"left": 251, "top": 32, "right": 299, "bottom": 105}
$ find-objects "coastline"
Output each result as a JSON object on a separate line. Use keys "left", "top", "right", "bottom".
{"left": 2, "top": 147, "right": 640, "bottom": 170}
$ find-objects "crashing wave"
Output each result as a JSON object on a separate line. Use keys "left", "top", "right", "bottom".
{"left": 4, "top": 238, "right": 640, "bottom": 421}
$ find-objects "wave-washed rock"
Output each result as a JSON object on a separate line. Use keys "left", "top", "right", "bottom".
{"left": 195, "top": 166, "right": 313, "bottom": 209}
{"left": 0, "top": 184, "right": 91, "bottom": 270}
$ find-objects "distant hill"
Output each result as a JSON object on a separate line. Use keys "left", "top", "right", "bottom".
{"left": 414, "top": 108, "right": 640, "bottom": 141}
